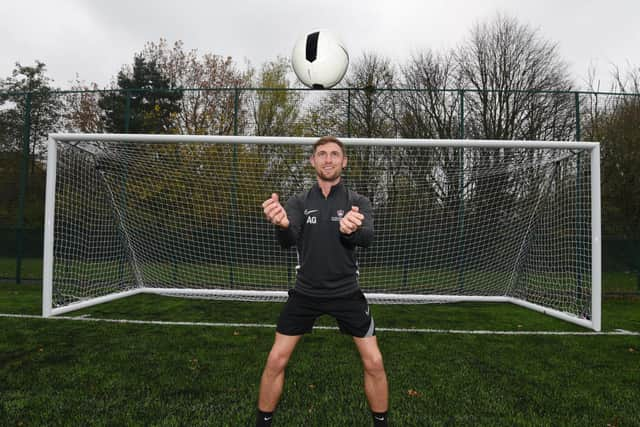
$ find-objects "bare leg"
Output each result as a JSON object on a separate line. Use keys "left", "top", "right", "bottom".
{"left": 258, "top": 332, "right": 303, "bottom": 411}
{"left": 353, "top": 336, "right": 388, "bottom": 412}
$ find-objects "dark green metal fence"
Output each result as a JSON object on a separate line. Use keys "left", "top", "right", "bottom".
{"left": 1, "top": 87, "right": 638, "bottom": 291}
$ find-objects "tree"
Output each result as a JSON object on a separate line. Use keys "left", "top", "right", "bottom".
{"left": 450, "top": 15, "right": 579, "bottom": 265}
{"left": 398, "top": 51, "right": 465, "bottom": 244}
{"left": 341, "top": 53, "right": 398, "bottom": 205}
{"left": 456, "top": 14, "right": 575, "bottom": 141}
{"left": 141, "top": 39, "right": 248, "bottom": 135}
{"left": 246, "top": 57, "right": 306, "bottom": 201}
{"left": 248, "top": 57, "right": 303, "bottom": 137}
{"left": 301, "top": 53, "right": 400, "bottom": 205}
{"left": 66, "top": 39, "right": 248, "bottom": 135}
{"left": 0, "top": 61, "right": 62, "bottom": 169}
{"left": 399, "top": 50, "right": 462, "bottom": 139}
{"left": 0, "top": 151, "right": 46, "bottom": 226}
{"left": 64, "top": 77, "right": 103, "bottom": 133}
{"left": 0, "top": 105, "right": 21, "bottom": 151}
{"left": 304, "top": 53, "right": 398, "bottom": 140}
{"left": 0, "top": 61, "right": 56, "bottom": 243}
{"left": 98, "top": 55, "right": 182, "bottom": 133}
{"left": 345, "top": 53, "right": 398, "bottom": 138}
{"left": 600, "top": 97, "right": 640, "bottom": 238}
{"left": 588, "top": 67, "right": 640, "bottom": 238}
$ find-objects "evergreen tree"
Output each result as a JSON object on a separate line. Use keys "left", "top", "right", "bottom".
{"left": 0, "top": 61, "right": 61, "bottom": 166}
{"left": 99, "top": 55, "right": 182, "bottom": 133}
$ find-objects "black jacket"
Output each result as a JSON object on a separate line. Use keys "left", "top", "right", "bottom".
{"left": 276, "top": 181, "right": 374, "bottom": 297}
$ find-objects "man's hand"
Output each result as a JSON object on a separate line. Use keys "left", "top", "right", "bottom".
{"left": 262, "top": 193, "right": 290, "bottom": 228}
{"left": 340, "top": 206, "right": 364, "bottom": 235}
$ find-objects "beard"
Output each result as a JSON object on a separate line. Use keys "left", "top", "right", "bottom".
{"left": 316, "top": 166, "right": 342, "bottom": 182}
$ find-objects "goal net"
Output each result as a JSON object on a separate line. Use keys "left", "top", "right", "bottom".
{"left": 43, "top": 134, "right": 601, "bottom": 330}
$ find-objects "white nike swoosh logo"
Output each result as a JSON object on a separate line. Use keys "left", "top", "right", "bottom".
{"left": 304, "top": 209, "right": 318, "bottom": 215}
{"left": 365, "top": 307, "right": 370, "bottom": 316}
{"left": 264, "top": 416, "right": 272, "bottom": 421}
{"left": 375, "top": 416, "right": 385, "bottom": 420}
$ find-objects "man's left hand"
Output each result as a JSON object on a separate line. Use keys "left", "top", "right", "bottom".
{"left": 340, "top": 206, "right": 364, "bottom": 235}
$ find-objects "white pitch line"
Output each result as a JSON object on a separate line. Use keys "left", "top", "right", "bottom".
{"left": 1, "top": 313, "right": 639, "bottom": 336}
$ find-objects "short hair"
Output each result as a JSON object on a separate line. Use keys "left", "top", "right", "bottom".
{"left": 313, "top": 135, "right": 345, "bottom": 155}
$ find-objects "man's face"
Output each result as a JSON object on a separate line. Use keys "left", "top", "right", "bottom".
{"left": 310, "top": 142, "right": 347, "bottom": 182}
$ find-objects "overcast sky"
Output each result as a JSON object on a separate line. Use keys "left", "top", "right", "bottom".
{"left": 2, "top": 0, "right": 639, "bottom": 91}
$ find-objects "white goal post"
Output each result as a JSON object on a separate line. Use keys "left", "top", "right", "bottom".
{"left": 43, "top": 133, "right": 601, "bottom": 331}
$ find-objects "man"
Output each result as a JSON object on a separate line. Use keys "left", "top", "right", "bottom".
{"left": 257, "top": 136, "right": 389, "bottom": 426}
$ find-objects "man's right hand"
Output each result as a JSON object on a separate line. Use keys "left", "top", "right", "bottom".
{"left": 262, "top": 193, "right": 290, "bottom": 228}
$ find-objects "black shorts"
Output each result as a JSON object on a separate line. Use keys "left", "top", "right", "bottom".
{"left": 276, "top": 289, "right": 375, "bottom": 338}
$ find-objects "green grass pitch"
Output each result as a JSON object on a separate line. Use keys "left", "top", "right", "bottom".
{"left": 1, "top": 281, "right": 639, "bottom": 426}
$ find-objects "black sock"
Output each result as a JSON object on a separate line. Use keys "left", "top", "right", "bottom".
{"left": 256, "top": 409, "right": 274, "bottom": 427}
{"left": 372, "top": 410, "right": 388, "bottom": 426}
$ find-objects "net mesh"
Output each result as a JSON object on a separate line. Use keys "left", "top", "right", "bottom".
{"left": 51, "top": 137, "right": 593, "bottom": 321}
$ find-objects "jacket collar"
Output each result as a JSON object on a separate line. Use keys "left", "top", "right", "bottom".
{"left": 312, "top": 179, "right": 346, "bottom": 198}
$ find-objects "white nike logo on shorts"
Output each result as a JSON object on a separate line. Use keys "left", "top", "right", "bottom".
{"left": 304, "top": 209, "right": 319, "bottom": 215}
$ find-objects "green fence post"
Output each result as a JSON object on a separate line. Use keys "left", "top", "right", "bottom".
{"left": 575, "top": 92, "right": 581, "bottom": 142}
{"left": 459, "top": 89, "right": 465, "bottom": 139}
{"left": 457, "top": 89, "right": 466, "bottom": 290}
{"left": 16, "top": 92, "right": 32, "bottom": 284}
{"left": 575, "top": 92, "right": 585, "bottom": 307}
{"left": 233, "top": 87, "right": 239, "bottom": 136}
{"left": 229, "top": 87, "right": 241, "bottom": 285}
{"left": 117, "top": 89, "right": 131, "bottom": 286}
{"left": 347, "top": 89, "right": 352, "bottom": 137}
{"left": 124, "top": 90, "right": 131, "bottom": 132}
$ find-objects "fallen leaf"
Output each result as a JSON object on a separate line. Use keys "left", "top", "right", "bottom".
{"left": 407, "top": 389, "right": 422, "bottom": 397}
{"left": 189, "top": 358, "right": 199, "bottom": 371}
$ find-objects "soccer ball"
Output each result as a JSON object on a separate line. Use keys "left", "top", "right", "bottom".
{"left": 291, "top": 29, "right": 349, "bottom": 89}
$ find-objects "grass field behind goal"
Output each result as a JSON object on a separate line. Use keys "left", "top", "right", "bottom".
{"left": 1, "top": 282, "right": 639, "bottom": 426}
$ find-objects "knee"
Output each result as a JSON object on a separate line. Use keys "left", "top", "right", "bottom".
{"left": 265, "top": 349, "right": 291, "bottom": 374}
{"left": 363, "top": 354, "right": 385, "bottom": 377}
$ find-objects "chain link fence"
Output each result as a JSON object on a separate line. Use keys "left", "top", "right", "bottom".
{"left": 1, "top": 87, "right": 638, "bottom": 292}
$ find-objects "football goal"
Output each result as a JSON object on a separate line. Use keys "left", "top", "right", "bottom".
{"left": 43, "top": 134, "right": 601, "bottom": 330}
